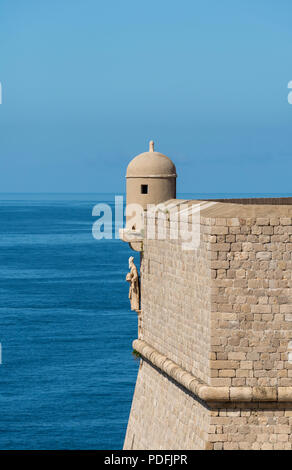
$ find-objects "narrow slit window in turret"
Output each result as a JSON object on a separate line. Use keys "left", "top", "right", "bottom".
{"left": 141, "top": 184, "right": 148, "bottom": 194}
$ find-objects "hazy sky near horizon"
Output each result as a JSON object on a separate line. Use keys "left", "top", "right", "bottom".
{"left": 1, "top": 0, "right": 292, "bottom": 193}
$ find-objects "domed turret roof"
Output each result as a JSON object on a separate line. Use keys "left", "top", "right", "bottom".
{"left": 126, "top": 141, "right": 177, "bottom": 178}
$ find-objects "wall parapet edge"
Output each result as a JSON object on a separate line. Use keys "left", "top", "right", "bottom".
{"left": 133, "top": 339, "right": 292, "bottom": 403}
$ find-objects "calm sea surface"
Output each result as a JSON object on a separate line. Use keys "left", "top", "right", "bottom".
{"left": 0, "top": 194, "right": 139, "bottom": 450}
{"left": 1, "top": 192, "right": 291, "bottom": 449}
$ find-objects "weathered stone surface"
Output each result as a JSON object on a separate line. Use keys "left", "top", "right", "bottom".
{"left": 125, "top": 200, "right": 292, "bottom": 450}
{"left": 230, "top": 387, "right": 252, "bottom": 401}
{"left": 278, "top": 387, "right": 292, "bottom": 401}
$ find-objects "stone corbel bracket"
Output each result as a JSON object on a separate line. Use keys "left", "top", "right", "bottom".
{"left": 119, "top": 229, "right": 143, "bottom": 252}
{"left": 133, "top": 339, "right": 292, "bottom": 403}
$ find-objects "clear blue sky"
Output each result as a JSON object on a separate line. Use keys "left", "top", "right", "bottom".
{"left": 0, "top": 0, "right": 292, "bottom": 193}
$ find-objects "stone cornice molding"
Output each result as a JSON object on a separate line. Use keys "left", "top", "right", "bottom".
{"left": 133, "top": 339, "right": 292, "bottom": 403}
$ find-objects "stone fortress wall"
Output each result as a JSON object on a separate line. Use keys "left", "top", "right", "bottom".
{"left": 124, "top": 198, "right": 292, "bottom": 450}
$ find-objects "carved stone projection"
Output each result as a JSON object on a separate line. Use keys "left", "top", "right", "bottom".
{"left": 126, "top": 256, "right": 140, "bottom": 312}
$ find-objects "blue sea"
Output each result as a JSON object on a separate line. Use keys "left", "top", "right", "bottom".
{"left": 1, "top": 192, "right": 291, "bottom": 450}
{"left": 0, "top": 194, "right": 139, "bottom": 450}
